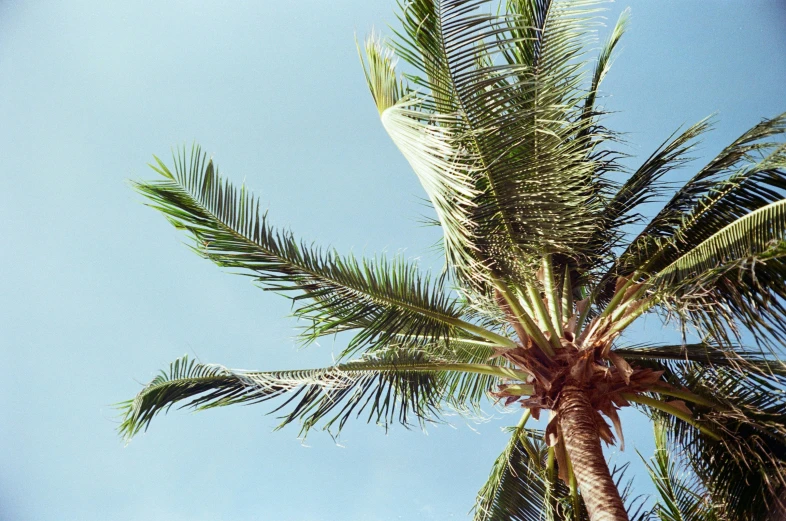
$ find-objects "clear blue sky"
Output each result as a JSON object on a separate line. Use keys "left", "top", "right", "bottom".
{"left": 1, "top": 1, "right": 784, "bottom": 520}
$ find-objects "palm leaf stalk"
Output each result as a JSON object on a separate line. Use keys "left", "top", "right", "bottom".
{"left": 123, "top": 0, "right": 786, "bottom": 520}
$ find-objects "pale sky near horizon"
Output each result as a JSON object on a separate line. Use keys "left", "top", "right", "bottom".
{"left": 1, "top": 1, "right": 785, "bottom": 520}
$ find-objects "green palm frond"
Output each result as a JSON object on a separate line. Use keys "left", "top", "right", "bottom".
{"left": 428, "top": 336, "right": 510, "bottom": 410}
{"left": 635, "top": 113, "right": 786, "bottom": 242}
{"left": 670, "top": 147, "right": 786, "bottom": 249}
{"left": 643, "top": 420, "right": 724, "bottom": 521}
{"left": 361, "top": 37, "right": 481, "bottom": 280}
{"left": 654, "top": 199, "right": 786, "bottom": 282}
{"left": 650, "top": 141, "right": 786, "bottom": 276}
{"left": 359, "top": 35, "right": 404, "bottom": 115}
{"left": 633, "top": 359, "right": 786, "bottom": 521}
{"left": 119, "top": 351, "right": 530, "bottom": 442}
{"left": 648, "top": 198, "right": 786, "bottom": 352}
{"left": 389, "top": 332, "right": 527, "bottom": 411}
{"left": 597, "top": 116, "right": 786, "bottom": 350}
{"left": 612, "top": 343, "right": 786, "bottom": 377}
{"left": 134, "top": 146, "right": 516, "bottom": 352}
{"left": 391, "top": 0, "right": 457, "bottom": 115}
{"left": 588, "top": 119, "right": 712, "bottom": 286}
{"left": 373, "top": 0, "right": 614, "bottom": 283}
{"left": 472, "top": 416, "right": 577, "bottom": 521}
{"left": 619, "top": 113, "right": 786, "bottom": 275}
{"left": 600, "top": 119, "right": 711, "bottom": 253}
{"left": 582, "top": 7, "right": 629, "bottom": 123}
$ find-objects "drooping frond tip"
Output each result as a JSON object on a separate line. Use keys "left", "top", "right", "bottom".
{"left": 118, "top": 352, "right": 449, "bottom": 442}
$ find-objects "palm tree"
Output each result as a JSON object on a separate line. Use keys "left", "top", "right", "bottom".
{"left": 119, "top": 1, "right": 786, "bottom": 520}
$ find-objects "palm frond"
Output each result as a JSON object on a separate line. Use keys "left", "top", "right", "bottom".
{"left": 653, "top": 198, "right": 786, "bottom": 282}
{"left": 588, "top": 118, "right": 712, "bottom": 285}
{"left": 429, "top": 336, "right": 510, "bottom": 410}
{"left": 633, "top": 358, "right": 786, "bottom": 521}
{"left": 619, "top": 113, "right": 786, "bottom": 275}
{"left": 649, "top": 198, "right": 786, "bottom": 353}
{"left": 119, "top": 350, "right": 528, "bottom": 442}
{"left": 383, "top": 0, "right": 613, "bottom": 284}
{"left": 388, "top": 331, "right": 529, "bottom": 411}
{"left": 574, "top": 6, "right": 631, "bottom": 269}
{"left": 134, "top": 146, "right": 516, "bottom": 352}
{"left": 601, "top": 116, "right": 786, "bottom": 351}
{"left": 639, "top": 113, "right": 785, "bottom": 239}
{"left": 362, "top": 37, "right": 482, "bottom": 280}
{"left": 582, "top": 7, "right": 629, "bottom": 122}
{"left": 602, "top": 119, "right": 711, "bottom": 251}
{"left": 472, "top": 419, "right": 578, "bottom": 521}
{"left": 642, "top": 420, "right": 723, "bottom": 521}
{"left": 612, "top": 342, "right": 786, "bottom": 377}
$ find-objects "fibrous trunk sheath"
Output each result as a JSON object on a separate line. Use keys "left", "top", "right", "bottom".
{"left": 558, "top": 385, "right": 629, "bottom": 521}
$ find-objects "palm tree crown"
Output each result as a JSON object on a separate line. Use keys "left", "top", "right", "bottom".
{"left": 120, "top": 1, "right": 786, "bottom": 520}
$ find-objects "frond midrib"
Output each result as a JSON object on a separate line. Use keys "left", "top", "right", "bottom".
{"left": 143, "top": 360, "right": 529, "bottom": 387}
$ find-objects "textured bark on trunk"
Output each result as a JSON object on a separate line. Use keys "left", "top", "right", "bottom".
{"left": 558, "top": 385, "right": 629, "bottom": 521}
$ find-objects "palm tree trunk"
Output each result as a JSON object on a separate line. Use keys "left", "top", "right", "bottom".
{"left": 558, "top": 385, "right": 629, "bottom": 521}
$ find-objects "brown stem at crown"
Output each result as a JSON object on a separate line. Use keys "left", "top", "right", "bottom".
{"left": 558, "top": 385, "right": 629, "bottom": 521}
